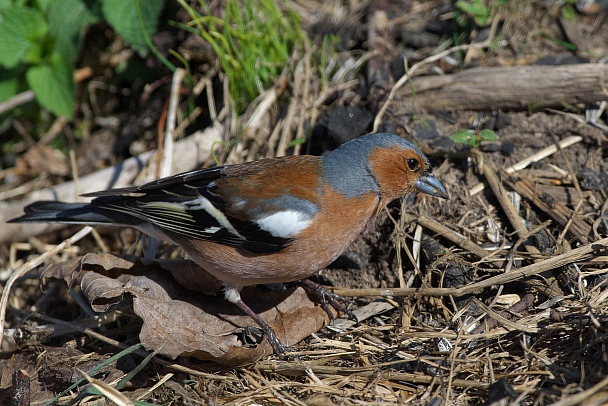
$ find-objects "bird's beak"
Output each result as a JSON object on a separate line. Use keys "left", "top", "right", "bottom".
{"left": 415, "top": 173, "right": 449, "bottom": 199}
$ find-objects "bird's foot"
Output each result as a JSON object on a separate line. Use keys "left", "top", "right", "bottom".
{"left": 243, "top": 325, "right": 295, "bottom": 355}
{"left": 232, "top": 295, "right": 295, "bottom": 356}
{"left": 299, "top": 279, "right": 358, "bottom": 323}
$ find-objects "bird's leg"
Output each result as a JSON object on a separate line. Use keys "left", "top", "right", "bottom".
{"left": 299, "top": 279, "right": 358, "bottom": 323}
{"left": 223, "top": 284, "right": 293, "bottom": 355}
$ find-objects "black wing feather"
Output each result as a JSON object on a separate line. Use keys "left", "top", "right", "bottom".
{"left": 82, "top": 166, "right": 292, "bottom": 253}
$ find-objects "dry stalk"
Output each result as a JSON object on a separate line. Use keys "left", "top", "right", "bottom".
{"left": 417, "top": 214, "right": 488, "bottom": 259}
{"left": 0, "top": 226, "right": 93, "bottom": 349}
{"left": 503, "top": 172, "right": 592, "bottom": 244}
{"left": 480, "top": 164, "right": 540, "bottom": 253}
{"left": 469, "top": 135, "right": 583, "bottom": 196}
{"left": 256, "top": 361, "right": 490, "bottom": 389}
{"left": 550, "top": 376, "right": 608, "bottom": 406}
{"left": 332, "top": 236, "right": 608, "bottom": 297}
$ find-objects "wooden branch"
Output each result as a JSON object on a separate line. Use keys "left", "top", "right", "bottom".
{"left": 399, "top": 64, "right": 608, "bottom": 110}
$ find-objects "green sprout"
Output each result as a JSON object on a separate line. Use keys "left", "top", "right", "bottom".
{"left": 451, "top": 128, "right": 497, "bottom": 167}
{"left": 451, "top": 129, "right": 497, "bottom": 148}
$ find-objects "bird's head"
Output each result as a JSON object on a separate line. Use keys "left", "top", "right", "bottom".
{"left": 322, "top": 132, "right": 449, "bottom": 202}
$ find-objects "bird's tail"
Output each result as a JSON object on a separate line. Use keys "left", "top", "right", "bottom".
{"left": 8, "top": 201, "right": 129, "bottom": 226}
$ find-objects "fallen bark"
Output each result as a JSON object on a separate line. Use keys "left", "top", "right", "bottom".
{"left": 399, "top": 63, "right": 608, "bottom": 110}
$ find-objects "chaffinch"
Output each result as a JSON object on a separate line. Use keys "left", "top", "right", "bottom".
{"left": 10, "top": 132, "right": 448, "bottom": 354}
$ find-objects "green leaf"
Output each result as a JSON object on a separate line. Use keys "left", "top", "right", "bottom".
{"left": 43, "top": 343, "right": 144, "bottom": 405}
{"left": 21, "top": 40, "right": 46, "bottom": 64}
{"left": 561, "top": 4, "right": 577, "bottom": 21}
{"left": 288, "top": 137, "right": 306, "bottom": 147}
{"left": 451, "top": 130, "right": 476, "bottom": 146}
{"left": 479, "top": 129, "right": 497, "bottom": 141}
{"left": 456, "top": 0, "right": 490, "bottom": 26}
{"left": 554, "top": 38, "right": 578, "bottom": 52}
{"left": 33, "top": 0, "right": 52, "bottom": 12}
{"left": 102, "top": 0, "right": 164, "bottom": 55}
{"left": 0, "top": 69, "right": 19, "bottom": 102}
{"left": 26, "top": 56, "right": 75, "bottom": 118}
{"left": 47, "top": 0, "right": 101, "bottom": 64}
{"left": 0, "top": 6, "right": 47, "bottom": 67}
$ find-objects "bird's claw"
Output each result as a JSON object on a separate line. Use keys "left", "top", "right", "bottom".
{"left": 243, "top": 325, "right": 295, "bottom": 355}
{"left": 299, "top": 279, "right": 359, "bottom": 324}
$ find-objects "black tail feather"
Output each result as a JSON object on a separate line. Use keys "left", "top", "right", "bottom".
{"left": 9, "top": 201, "right": 132, "bottom": 226}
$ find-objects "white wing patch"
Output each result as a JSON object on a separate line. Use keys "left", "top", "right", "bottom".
{"left": 256, "top": 210, "right": 312, "bottom": 238}
{"left": 204, "top": 226, "right": 221, "bottom": 234}
{"left": 186, "top": 196, "right": 245, "bottom": 239}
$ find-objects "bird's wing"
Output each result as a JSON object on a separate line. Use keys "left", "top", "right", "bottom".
{"left": 84, "top": 158, "right": 322, "bottom": 253}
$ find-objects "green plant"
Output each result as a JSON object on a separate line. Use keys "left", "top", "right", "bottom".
{"left": 451, "top": 128, "right": 497, "bottom": 148}
{"left": 455, "top": 0, "right": 508, "bottom": 27}
{"left": 43, "top": 343, "right": 145, "bottom": 405}
{"left": 0, "top": 0, "right": 164, "bottom": 119}
{"left": 451, "top": 128, "right": 497, "bottom": 167}
{"left": 175, "top": 0, "right": 307, "bottom": 114}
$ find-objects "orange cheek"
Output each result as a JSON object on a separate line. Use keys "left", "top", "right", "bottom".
{"left": 367, "top": 147, "right": 424, "bottom": 201}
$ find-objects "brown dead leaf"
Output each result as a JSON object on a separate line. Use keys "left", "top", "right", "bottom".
{"left": 42, "top": 252, "right": 137, "bottom": 285}
{"left": 81, "top": 272, "right": 127, "bottom": 312}
{"left": 13, "top": 145, "right": 70, "bottom": 177}
{"left": 155, "top": 258, "right": 222, "bottom": 295}
{"left": 41, "top": 253, "right": 334, "bottom": 365}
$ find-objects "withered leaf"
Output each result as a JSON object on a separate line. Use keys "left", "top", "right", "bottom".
{"left": 155, "top": 259, "right": 222, "bottom": 295}
{"left": 81, "top": 272, "right": 126, "bottom": 312}
{"left": 42, "top": 252, "right": 138, "bottom": 286}
{"left": 14, "top": 145, "right": 70, "bottom": 177}
{"left": 41, "top": 253, "right": 335, "bottom": 365}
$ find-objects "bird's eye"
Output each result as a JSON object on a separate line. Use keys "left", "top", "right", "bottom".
{"left": 406, "top": 158, "right": 420, "bottom": 171}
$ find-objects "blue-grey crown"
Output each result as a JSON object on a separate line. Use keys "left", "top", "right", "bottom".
{"left": 321, "top": 133, "right": 427, "bottom": 197}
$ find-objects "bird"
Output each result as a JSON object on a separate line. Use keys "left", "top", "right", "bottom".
{"left": 9, "top": 132, "right": 449, "bottom": 354}
{"left": 576, "top": 0, "right": 608, "bottom": 14}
